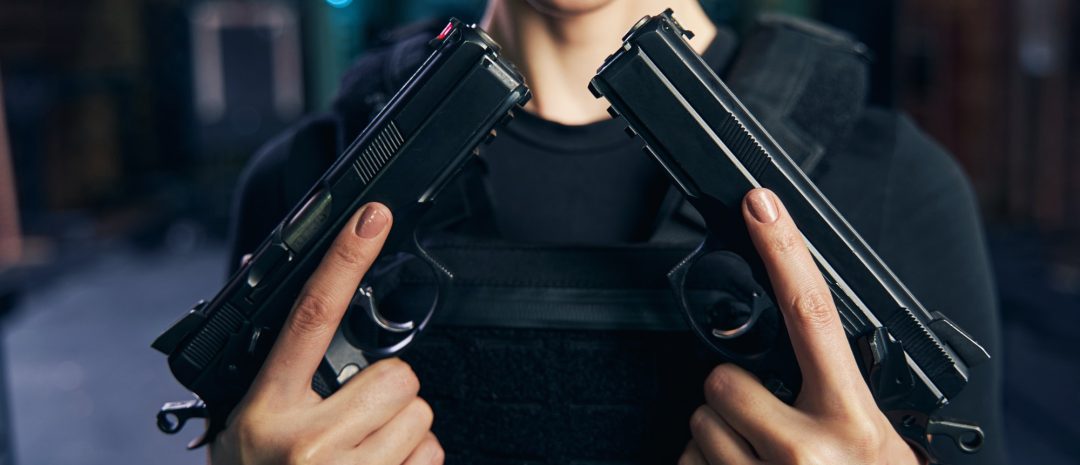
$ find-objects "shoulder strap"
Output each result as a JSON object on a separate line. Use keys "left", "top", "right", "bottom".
{"left": 653, "top": 14, "right": 873, "bottom": 241}
{"left": 325, "top": 20, "right": 503, "bottom": 234}
{"left": 281, "top": 115, "right": 342, "bottom": 207}
{"left": 332, "top": 20, "right": 446, "bottom": 145}
{"left": 725, "top": 13, "right": 873, "bottom": 176}
{"left": 277, "top": 21, "right": 446, "bottom": 216}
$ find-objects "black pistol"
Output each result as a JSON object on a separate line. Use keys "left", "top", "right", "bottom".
{"left": 589, "top": 9, "right": 989, "bottom": 461}
{"left": 152, "top": 19, "right": 529, "bottom": 445}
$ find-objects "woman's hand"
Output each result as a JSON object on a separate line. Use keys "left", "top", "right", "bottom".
{"left": 680, "top": 189, "right": 924, "bottom": 465}
{"left": 211, "top": 203, "right": 444, "bottom": 465}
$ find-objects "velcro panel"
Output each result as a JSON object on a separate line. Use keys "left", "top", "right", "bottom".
{"left": 401, "top": 327, "right": 715, "bottom": 464}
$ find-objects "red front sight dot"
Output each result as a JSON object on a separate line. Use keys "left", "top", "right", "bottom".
{"left": 436, "top": 21, "right": 454, "bottom": 41}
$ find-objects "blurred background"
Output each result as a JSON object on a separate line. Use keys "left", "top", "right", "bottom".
{"left": 0, "top": 0, "right": 1076, "bottom": 463}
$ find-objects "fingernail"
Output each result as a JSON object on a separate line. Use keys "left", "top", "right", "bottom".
{"left": 355, "top": 204, "right": 388, "bottom": 238}
{"left": 746, "top": 189, "right": 779, "bottom": 224}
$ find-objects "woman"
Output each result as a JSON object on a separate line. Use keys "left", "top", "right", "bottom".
{"left": 217, "top": 1, "right": 1004, "bottom": 464}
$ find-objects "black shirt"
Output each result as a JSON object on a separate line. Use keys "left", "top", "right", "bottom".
{"left": 484, "top": 109, "right": 668, "bottom": 243}
{"left": 227, "top": 21, "right": 1005, "bottom": 465}
{"left": 481, "top": 37, "right": 732, "bottom": 244}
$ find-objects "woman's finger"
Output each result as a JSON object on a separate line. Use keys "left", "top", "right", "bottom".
{"left": 741, "top": 189, "right": 864, "bottom": 404}
{"left": 689, "top": 405, "right": 762, "bottom": 465}
{"left": 701, "top": 363, "right": 792, "bottom": 448}
{"left": 402, "top": 433, "right": 444, "bottom": 465}
{"left": 319, "top": 358, "right": 421, "bottom": 446}
{"left": 348, "top": 398, "right": 434, "bottom": 465}
{"left": 679, "top": 440, "right": 710, "bottom": 465}
{"left": 251, "top": 203, "right": 393, "bottom": 400}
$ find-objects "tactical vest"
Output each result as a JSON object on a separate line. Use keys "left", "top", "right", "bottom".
{"left": 283, "top": 15, "right": 873, "bottom": 464}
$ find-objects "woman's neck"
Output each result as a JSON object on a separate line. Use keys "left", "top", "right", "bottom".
{"left": 481, "top": 0, "right": 716, "bottom": 125}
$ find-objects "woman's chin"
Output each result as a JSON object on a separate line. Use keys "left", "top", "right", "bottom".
{"left": 523, "top": 0, "right": 621, "bottom": 18}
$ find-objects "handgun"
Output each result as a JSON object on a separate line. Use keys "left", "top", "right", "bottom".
{"left": 589, "top": 9, "right": 989, "bottom": 461}
{"left": 151, "top": 19, "right": 529, "bottom": 445}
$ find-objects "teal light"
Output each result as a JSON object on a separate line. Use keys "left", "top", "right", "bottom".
{"left": 325, "top": 0, "right": 352, "bottom": 8}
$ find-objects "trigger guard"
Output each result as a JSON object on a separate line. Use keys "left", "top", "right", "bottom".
{"left": 409, "top": 228, "right": 454, "bottom": 282}
{"left": 361, "top": 231, "right": 451, "bottom": 335}
{"left": 669, "top": 237, "right": 766, "bottom": 343}
{"left": 324, "top": 232, "right": 452, "bottom": 385}
{"left": 399, "top": 229, "right": 452, "bottom": 337}
{"left": 356, "top": 233, "right": 449, "bottom": 357}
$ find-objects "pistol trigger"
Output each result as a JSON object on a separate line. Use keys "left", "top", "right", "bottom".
{"left": 358, "top": 284, "right": 413, "bottom": 333}
{"left": 157, "top": 398, "right": 207, "bottom": 435}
